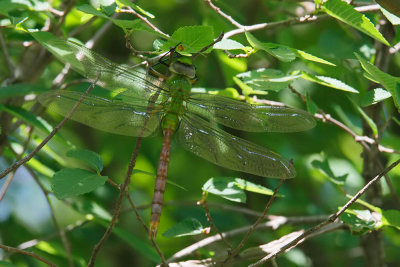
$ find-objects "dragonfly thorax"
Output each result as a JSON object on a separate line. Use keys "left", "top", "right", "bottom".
{"left": 169, "top": 60, "right": 196, "bottom": 79}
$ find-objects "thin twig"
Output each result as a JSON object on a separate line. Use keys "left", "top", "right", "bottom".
{"left": 87, "top": 135, "right": 144, "bottom": 266}
{"left": 21, "top": 164, "right": 74, "bottom": 266}
{"left": 0, "top": 244, "right": 57, "bottom": 267}
{"left": 199, "top": 192, "right": 232, "bottom": 249}
{"left": 125, "top": 193, "right": 166, "bottom": 263}
{"left": 166, "top": 213, "right": 328, "bottom": 263}
{"left": 119, "top": 7, "right": 170, "bottom": 39}
{"left": 0, "top": 171, "right": 15, "bottom": 201}
{"left": 0, "top": 74, "right": 99, "bottom": 180}
{"left": 17, "top": 219, "right": 90, "bottom": 250}
{"left": 227, "top": 180, "right": 284, "bottom": 260}
{"left": 205, "top": 0, "right": 244, "bottom": 28}
{"left": 87, "top": 89, "right": 163, "bottom": 266}
{"left": 206, "top": 2, "right": 381, "bottom": 40}
{"left": 250, "top": 158, "right": 400, "bottom": 266}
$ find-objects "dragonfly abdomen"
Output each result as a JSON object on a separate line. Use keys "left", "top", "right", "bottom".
{"left": 149, "top": 128, "right": 173, "bottom": 238}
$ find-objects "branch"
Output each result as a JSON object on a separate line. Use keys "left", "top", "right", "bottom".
{"left": 228, "top": 180, "right": 284, "bottom": 260}
{"left": 205, "top": 1, "right": 381, "bottom": 39}
{"left": 250, "top": 158, "right": 400, "bottom": 266}
{"left": 87, "top": 90, "right": 165, "bottom": 266}
{"left": 0, "top": 243, "right": 57, "bottom": 267}
{"left": 119, "top": 7, "right": 169, "bottom": 39}
{"left": 0, "top": 75, "right": 98, "bottom": 180}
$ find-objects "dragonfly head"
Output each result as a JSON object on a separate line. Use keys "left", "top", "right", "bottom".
{"left": 169, "top": 57, "right": 196, "bottom": 80}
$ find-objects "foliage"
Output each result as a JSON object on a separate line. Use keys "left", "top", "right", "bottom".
{"left": 0, "top": 0, "right": 400, "bottom": 266}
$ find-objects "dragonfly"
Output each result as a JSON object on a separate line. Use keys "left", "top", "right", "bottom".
{"left": 38, "top": 38, "right": 316, "bottom": 238}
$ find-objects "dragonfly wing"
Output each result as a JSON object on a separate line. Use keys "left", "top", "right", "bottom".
{"left": 39, "top": 90, "right": 161, "bottom": 137}
{"left": 187, "top": 94, "right": 315, "bottom": 132}
{"left": 44, "top": 39, "right": 169, "bottom": 100}
{"left": 178, "top": 113, "right": 296, "bottom": 178}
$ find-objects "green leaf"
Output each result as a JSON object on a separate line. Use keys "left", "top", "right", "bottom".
{"left": 0, "top": 84, "right": 47, "bottom": 99}
{"left": 161, "top": 26, "right": 215, "bottom": 54}
{"left": 380, "top": 7, "right": 400, "bottom": 25}
{"left": 0, "top": 104, "right": 50, "bottom": 133}
{"left": 76, "top": 5, "right": 161, "bottom": 36}
{"left": 233, "top": 178, "right": 276, "bottom": 196}
{"left": 361, "top": 88, "right": 392, "bottom": 107}
{"left": 340, "top": 210, "right": 380, "bottom": 235}
{"left": 382, "top": 209, "right": 400, "bottom": 229}
{"left": 236, "top": 68, "right": 300, "bottom": 92}
{"left": 246, "top": 32, "right": 335, "bottom": 65}
{"left": 52, "top": 168, "right": 108, "bottom": 199}
{"left": 348, "top": 96, "right": 378, "bottom": 136}
{"left": 301, "top": 71, "right": 359, "bottom": 93}
{"left": 311, "top": 157, "right": 347, "bottom": 185}
{"left": 202, "top": 177, "right": 276, "bottom": 202}
{"left": 355, "top": 53, "right": 400, "bottom": 111}
{"left": 162, "top": 218, "right": 205, "bottom": 237}
{"left": 213, "top": 39, "right": 248, "bottom": 51}
{"left": 66, "top": 148, "right": 103, "bottom": 173}
{"left": 116, "top": 0, "right": 155, "bottom": 18}
{"left": 294, "top": 50, "right": 336, "bottom": 66}
{"left": 202, "top": 177, "right": 246, "bottom": 203}
{"left": 246, "top": 32, "right": 295, "bottom": 62}
{"left": 323, "top": 0, "right": 390, "bottom": 46}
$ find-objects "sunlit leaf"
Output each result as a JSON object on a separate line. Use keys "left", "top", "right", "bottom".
{"left": 161, "top": 26, "right": 215, "bottom": 54}
{"left": 246, "top": 32, "right": 335, "bottom": 65}
{"left": 340, "top": 210, "right": 380, "bottom": 235}
{"left": 323, "top": 0, "right": 389, "bottom": 46}
{"left": 202, "top": 177, "right": 246, "bottom": 203}
{"left": 213, "top": 39, "right": 248, "bottom": 51}
{"left": 301, "top": 72, "right": 359, "bottom": 93}
{"left": 361, "top": 88, "right": 392, "bottom": 107}
{"left": 355, "top": 53, "right": 400, "bottom": 111}
{"left": 236, "top": 68, "right": 300, "bottom": 92}
{"left": 162, "top": 217, "right": 205, "bottom": 237}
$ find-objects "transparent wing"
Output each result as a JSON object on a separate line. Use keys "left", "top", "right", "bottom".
{"left": 178, "top": 113, "right": 296, "bottom": 178}
{"left": 187, "top": 94, "right": 315, "bottom": 132}
{"left": 44, "top": 39, "right": 169, "bottom": 100}
{"left": 39, "top": 90, "right": 163, "bottom": 137}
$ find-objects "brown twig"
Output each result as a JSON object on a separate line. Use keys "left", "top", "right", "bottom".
{"left": 227, "top": 179, "right": 284, "bottom": 261}
{"left": 125, "top": 193, "right": 166, "bottom": 263}
{"left": 205, "top": 1, "right": 381, "bottom": 40}
{"left": 0, "top": 243, "right": 57, "bottom": 267}
{"left": 0, "top": 73, "right": 99, "bottom": 180}
{"left": 250, "top": 158, "right": 400, "bottom": 266}
{"left": 119, "top": 7, "right": 170, "bottom": 39}
{"left": 26, "top": 166, "right": 74, "bottom": 267}
{"left": 87, "top": 89, "right": 164, "bottom": 266}
{"left": 166, "top": 213, "right": 328, "bottom": 263}
{"left": 199, "top": 192, "right": 232, "bottom": 249}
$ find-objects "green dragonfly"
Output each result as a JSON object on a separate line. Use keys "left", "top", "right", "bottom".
{"left": 38, "top": 38, "right": 315, "bottom": 238}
